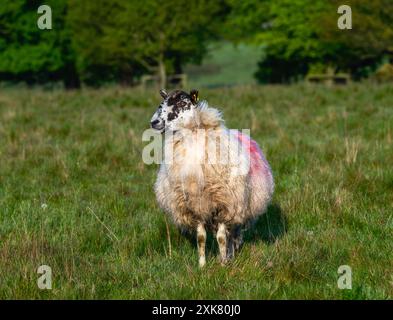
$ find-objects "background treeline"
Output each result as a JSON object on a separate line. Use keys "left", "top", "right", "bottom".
{"left": 0, "top": 0, "right": 392, "bottom": 88}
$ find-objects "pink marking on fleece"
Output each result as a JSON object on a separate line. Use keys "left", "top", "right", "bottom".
{"left": 234, "top": 131, "right": 272, "bottom": 178}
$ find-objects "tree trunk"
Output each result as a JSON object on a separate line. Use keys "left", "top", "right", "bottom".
{"left": 158, "top": 54, "right": 167, "bottom": 89}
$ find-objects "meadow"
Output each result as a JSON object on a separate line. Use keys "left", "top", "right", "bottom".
{"left": 0, "top": 83, "right": 392, "bottom": 299}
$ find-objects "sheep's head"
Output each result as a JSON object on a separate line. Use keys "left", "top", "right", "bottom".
{"left": 150, "top": 89, "right": 199, "bottom": 133}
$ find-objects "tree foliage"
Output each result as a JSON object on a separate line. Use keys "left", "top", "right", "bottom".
{"left": 227, "top": 0, "right": 393, "bottom": 82}
{"left": 0, "top": 0, "right": 226, "bottom": 87}
{"left": 0, "top": 0, "right": 79, "bottom": 87}
{"left": 1, "top": 0, "right": 392, "bottom": 86}
{"left": 67, "top": 0, "right": 226, "bottom": 86}
{"left": 318, "top": 0, "right": 393, "bottom": 78}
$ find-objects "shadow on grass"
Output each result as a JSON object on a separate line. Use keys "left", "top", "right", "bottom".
{"left": 243, "top": 203, "right": 287, "bottom": 244}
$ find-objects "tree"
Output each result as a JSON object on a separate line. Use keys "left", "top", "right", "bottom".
{"left": 318, "top": 0, "right": 393, "bottom": 78}
{"left": 227, "top": 0, "right": 333, "bottom": 83}
{"left": 0, "top": 0, "right": 79, "bottom": 87}
{"left": 68, "top": 0, "right": 227, "bottom": 87}
{"left": 66, "top": 1, "right": 127, "bottom": 86}
{"left": 227, "top": 0, "right": 393, "bottom": 82}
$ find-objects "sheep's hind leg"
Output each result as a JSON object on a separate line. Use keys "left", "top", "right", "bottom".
{"left": 233, "top": 225, "right": 243, "bottom": 252}
{"left": 197, "top": 223, "right": 206, "bottom": 267}
{"left": 216, "top": 223, "right": 228, "bottom": 265}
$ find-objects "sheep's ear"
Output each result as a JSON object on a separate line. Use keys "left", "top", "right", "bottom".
{"left": 190, "top": 89, "right": 199, "bottom": 105}
{"left": 160, "top": 89, "right": 168, "bottom": 99}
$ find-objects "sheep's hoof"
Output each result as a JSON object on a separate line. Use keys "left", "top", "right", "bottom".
{"left": 199, "top": 257, "right": 206, "bottom": 268}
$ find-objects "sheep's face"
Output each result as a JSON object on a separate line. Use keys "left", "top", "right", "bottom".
{"left": 150, "top": 89, "right": 199, "bottom": 133}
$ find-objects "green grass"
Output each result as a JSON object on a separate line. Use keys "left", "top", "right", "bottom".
{"left": 0, "top": 83, "right": 392, "bottom": 299}
{"left": 185, "top": 42, "right": 263, "bottom": 88}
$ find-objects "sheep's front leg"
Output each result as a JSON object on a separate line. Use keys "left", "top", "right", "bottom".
{"left": 197, "top": 223, "right": 206, "bottom": 267}
{"left": 227, "top": 234, "right": 235, "bottom": 260}
{"left": 216, "top": 223, "right": 227, "bottom": 265}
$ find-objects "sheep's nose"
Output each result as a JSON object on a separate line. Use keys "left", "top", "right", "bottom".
{"left": 151, "top": 119, "right": 164, "bottom": 131}
{"left": 151, "top": 119, "right": 160, "bottom": 127}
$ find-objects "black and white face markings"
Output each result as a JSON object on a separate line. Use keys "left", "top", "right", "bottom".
{"left": 150, "top": 89, "right": 199, "bottom": 132}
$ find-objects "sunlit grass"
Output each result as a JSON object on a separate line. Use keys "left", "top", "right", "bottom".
{"left": 0, "top": 83, "right": 392, "bottom": 299}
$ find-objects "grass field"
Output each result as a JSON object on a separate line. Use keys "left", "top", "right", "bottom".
{"left": 0, "top": 83, "right": 392, "bottom": 299}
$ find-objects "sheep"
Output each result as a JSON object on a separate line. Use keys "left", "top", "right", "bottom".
{"left": 150, "top": 89, "right": 274, "bottom": 267}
